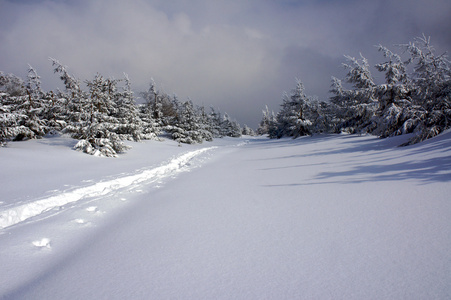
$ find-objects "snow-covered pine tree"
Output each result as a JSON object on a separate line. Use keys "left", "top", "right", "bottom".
{"left": 371, "top": 44, "right": 417, "bottom": 138}
{"left": 196, "top": 105, "right": 214, "bottom": 141}
{"left": 242, "top": 124, "right": 255, "bottom": 136}
{"left": 220, "top": 113, "right": 242, "bottom": 138}
{"left": 317, "top": 99, "right": 341, "bottom": 133}
{"left": 113, "top": 74, "right": 144, "bottom": 141}
{"left": 272, "top": 79, "right": 312, "bottom": 138}
{"left": 26, "top": 65, "right": 44, "bottom": 100}
{"left": 302, "top": 95, "right": 332, "bottom": 134}
{"left": 0, "top": 69, "right": 47, "bottom": 144}
{"left": 22, "top": 65, "right": 48, "bottom": 138}
{"left": 0, "top": 104, "right": 30, "bottom": 146}
{"left": 138, "top": 79, "right": 163, "bottom": 140}
{"left": 140, "top": 78, "right": 163, "bottom": 122}
{"left": 230, "top": 119, "right": 242, "bottom": 138}
{"left": 63, "top": 73, "right": 129, "bottom": 157}
{"left": 165, "top": 100, "right": 208, "bottom": 144}
{"left": 138, "top": 103, "right": 161, "bottom": 140}
{"left": 207, "top": 107, "right": 223, "bottom": 138}
{"left": 330, "top": 54, "right": 378, "bottom": 134}
{"left": 158, "top": 92, "right": 178, "bottom": 126}
{"left": 50, "top": 58, "right": 87, "bottom": 130}
{"left": 50, "top": 58, "right": 82, "bottom": 98}
{"left": 27, "top": 66, "right": 66, "bottom": 133}
{"left": 0, "top": 74, "right": 30, "bottom": 145}
{"left": 42, "top": 90, "right": 67, "bottom": 133}
{"left": 329, "top": 36, "right": 450, "bottom": 144}
{"left": 3, "top": 59, "right": 245, "bottom": 150}
{"left": 1, "top": 72, "right": 27, "bottom": 145}
{"left": 0, "top": 71, "right": 26, "bottom": 97}
{"left": 257, "top": 105, "right": 277, "bottom": 136}
{"left": 399, "top": 35, "right": 451, "bottom": 144}
{"left": 270, "top": 93, "right": 288, "bottom": 138}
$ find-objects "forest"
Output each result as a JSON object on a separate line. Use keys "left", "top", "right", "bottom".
{"left": 259, "top": 35, "right": 451, "bottom": 146}
{"left": 1, "top": 35, "right": 450, "bottom": 157}
{"left": 0, "top": 59, "right": 247, "bottom": 157}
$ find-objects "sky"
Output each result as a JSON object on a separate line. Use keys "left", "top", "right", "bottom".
{"left": 1, "top": 0, "right": 450, "bottom": 128}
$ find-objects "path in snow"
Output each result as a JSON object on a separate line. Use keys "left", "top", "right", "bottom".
{"left": 0, "top": 146, "right": 217, "bottom": 230}
{"left": 0, "top": 134, "right": 449, "bottom": 299}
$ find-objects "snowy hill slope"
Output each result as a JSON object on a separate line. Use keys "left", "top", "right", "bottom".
{"left": 0, "top": 133, "right": 450, "bottom": 299}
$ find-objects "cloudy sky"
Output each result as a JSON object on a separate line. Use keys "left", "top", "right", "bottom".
{"left": 1, "top": 0, "right": 450, "bottom": 127}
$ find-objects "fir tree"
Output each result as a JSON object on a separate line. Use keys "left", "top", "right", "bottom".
{"left": 242, "top": 124, "right": 255, "bottom": 136}
{"left": 112, "top": 74, "right": 143, "bottom": 141}
{"left": 400, "top": 35, "right": 451, "bottom": 144}
{"left": 140, "top": 78, "right": 163, "bottom": 121}
{"left": 272, "top": 80, "right": 312, "bottom": 138}
{"left": 166, "top": 100, "right": 211, "bottom": 144}
{"left": 207, "top": 107, "right": 223, "bottom": 138}
{"left": 371, "top": 45, "right": 415, "bottom": 138}
{"left": 330, "top": 54, "right": 378, "bottom": 134}
{"left": 257, "top": 105, "right": 277, "bottom": 136}
{"left": 0, "top": 68, "right": 48, "bottom": 144}
{"left": 61, "top": 72, "right": 129, "bottom": 157}
{"left": 220, "top": 113, "right": 242, "bottom": 138}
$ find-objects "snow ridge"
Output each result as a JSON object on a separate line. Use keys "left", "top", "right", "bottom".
{"left": 0, "top": 146, "right": 217, "bottom": 230}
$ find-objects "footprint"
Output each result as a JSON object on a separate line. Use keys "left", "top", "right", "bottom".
{"left": 32, "top": 238, "right": 51, "bottom": 249}
{"left": 86, "top": 206, "right": 97, "bottom": 212}
{"left": 86, "top": 206, "right": 104, "bottom": 215}
{"left": 73, "top": 218, "right": 88, "bottom": 224}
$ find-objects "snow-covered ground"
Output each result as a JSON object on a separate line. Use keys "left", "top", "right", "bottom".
{"left": 0, "top": 132, "right": 450, "bottom": 299}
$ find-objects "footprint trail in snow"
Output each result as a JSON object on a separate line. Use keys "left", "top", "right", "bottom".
{"left": 0, "top": 146, "right": 217, "bottom": 230}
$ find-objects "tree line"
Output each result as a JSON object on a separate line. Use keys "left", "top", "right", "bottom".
{"left": 258, "top": 35, "right": 451, "bottom": 146}
{"left": 2, "top": 35, "right": 449, "bottom": 157}
{"left": 0, "top": 59, "right": 247, "bottom": 157}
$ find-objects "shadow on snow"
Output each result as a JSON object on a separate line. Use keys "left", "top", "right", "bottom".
{"left": 259, "top": 131, "right": 451, "bottom": 185}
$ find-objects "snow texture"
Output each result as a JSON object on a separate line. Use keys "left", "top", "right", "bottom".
{"left": 0, "top": 132, "right": 450, "bottom": 299}
{"left": 0, "top": 146, "right": 216, "bottom": 229}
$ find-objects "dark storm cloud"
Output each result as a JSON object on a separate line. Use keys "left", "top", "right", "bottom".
{"left": 1, "top": 0, "right": 450, "bottom": 127}
{"left": 279, "top": 46, "right": 344, "bottom": 100}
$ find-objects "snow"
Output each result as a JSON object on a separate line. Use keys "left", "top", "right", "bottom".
{"left": 0, "top": 145, "right": 217, "bottom": 229}
{"left": 0, "top": 132, "right": 450, "bottom": 299}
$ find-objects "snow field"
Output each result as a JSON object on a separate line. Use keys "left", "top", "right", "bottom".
{"left": 0, "top": 138, "right": 235, "bottom": 298}
{"left": 0, "top": 133, "right": 450, "bottom": 299}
